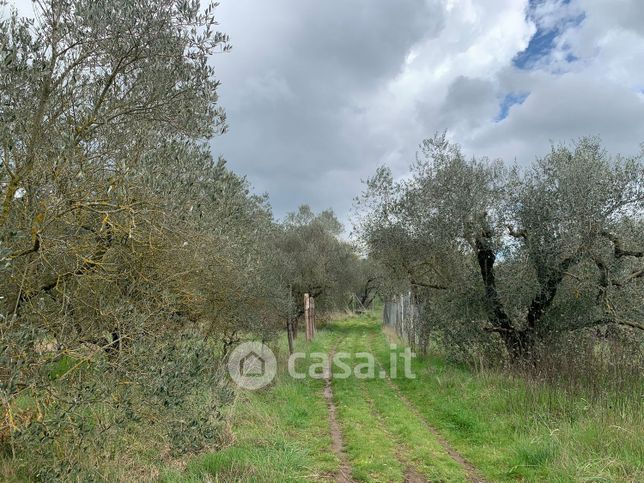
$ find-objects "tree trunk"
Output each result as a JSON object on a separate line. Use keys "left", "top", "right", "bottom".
{"left": 474, "top": 233, "right": 537, "bottom": 362}
{"left": 287, "top": 320, "right": 295, "bottom": 355}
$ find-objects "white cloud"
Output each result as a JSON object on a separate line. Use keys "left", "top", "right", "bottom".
{"left": 464, "top": 0, "right": 644, "bottom": 162}
{"left": 358, "top": 0, "right": 644, "bottom": 180}
{"left": 352, "top": 0, "right": 534, "bottom": 171}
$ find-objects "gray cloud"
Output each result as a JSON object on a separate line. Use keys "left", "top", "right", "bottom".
{"left": 212, "top": 0, "right": 444, "bottom": 219}
{"left": 471, "top": 74, "right": 644, "bottom": 164}
{"left": 434, "top": 76, "right": 498, "bottom": 130}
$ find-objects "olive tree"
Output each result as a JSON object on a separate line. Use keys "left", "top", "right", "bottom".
{"left": 274, "top": 205, "right": 360, "bottom": 344}
{"left": 0, "top": 1, "right": 285, "bottom": 477}
{"left": 357, "top": 134, "right": 643, "bottom": 363}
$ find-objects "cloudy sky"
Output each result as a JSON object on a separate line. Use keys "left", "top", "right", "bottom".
{"left": 212, "top": 0, "right": 644, "bottom": 223}
{"left": 10, "top": 0, "right": 644, "bottom": 223}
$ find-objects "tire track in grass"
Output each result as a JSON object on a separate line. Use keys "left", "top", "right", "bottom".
{"left": 358, "top": 381, "right": 428, "bottom": 483}
{"left": 369, "top": 330, "right": 487, "bottom": 483}
{"left": 354, "top": 329, "right": 432, "bottom": 482}
{"left": 360, "top": 374, "right": 468, "bottom": 482}
{"left": 323, "top": 342, "right": 355, "bottom": 483}
{"left": 358, "top": 329, "right": 467, "bottom": 482}
{"left": 331, "top": 326, "right": 405, "bottom": 482}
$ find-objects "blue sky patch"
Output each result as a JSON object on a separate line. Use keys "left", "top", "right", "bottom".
{"left": 496, "top": 93, "right": 529, "bottom": 121}
{"left": 513, "top": 0, "right": 585, "bottom": 70}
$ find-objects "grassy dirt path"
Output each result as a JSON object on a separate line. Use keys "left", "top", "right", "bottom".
{"left": 323, "top": 343, "right": 354, "bottom": 482}
{"left": 167, "top": 312, "right": 643, "bottom": 482}
{"left": 366, "top": 330, "right": 486, "bottom": 483}
{"left": 330, "top": 320, "right": 471, "bottom": 482}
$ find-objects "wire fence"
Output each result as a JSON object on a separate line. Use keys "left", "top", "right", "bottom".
{"left": 382, "top": 292, "right": 426, "bottom": 352}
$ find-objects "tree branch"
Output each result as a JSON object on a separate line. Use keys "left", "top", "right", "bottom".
{"left": 410, "top": 280, "right": 447, "bottom": 290}
{"left": 601, "top": 231, "right": 643, "bottom": 258}
{"left": 507, "top": 225, "right": 527, "bottom": 239}
{"left": 567, "top": 317, "right": 644, "bottom": 333}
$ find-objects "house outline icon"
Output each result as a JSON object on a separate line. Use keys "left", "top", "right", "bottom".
{"left": 239, "top": 351, "right": 266, "bottom": 377}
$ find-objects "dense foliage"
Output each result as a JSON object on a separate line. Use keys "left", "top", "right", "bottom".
{"left": 0, "top": 1, "right": 363, "bottom": 478}
{"left": 356, "top": 133, "right": 644, "bottom": 366}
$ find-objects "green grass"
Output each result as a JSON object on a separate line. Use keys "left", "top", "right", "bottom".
{"left": 331, "top": 328, "right": 404, "bottom": 482}
{"left": 170, "top": 315, "right": 471, "bottom": 482}
{"left": 330, "top": 318, "right": 468, "bottom": 482}
{"left": 164, "top": 331, "right": 340, "bottom": 482}
{"left": 170, "top": 312, "right": 643, "bottom": 482}
{"left": 375, "top": 324, "right": 644, "bottom": 482}
{"left": 360, "top": 368, "right": 466, "bottom": 481}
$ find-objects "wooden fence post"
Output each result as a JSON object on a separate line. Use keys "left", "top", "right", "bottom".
{"left": 310, "top": 296, "right": 316, "bottom": 337}
{"left": 304, "top": 293, "right": 311, "bottom": 342}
